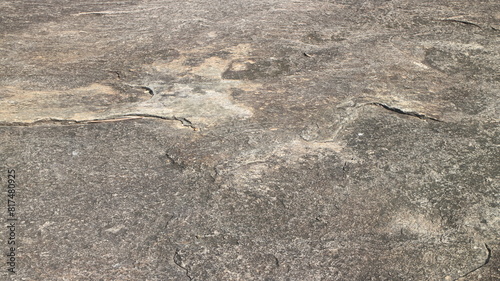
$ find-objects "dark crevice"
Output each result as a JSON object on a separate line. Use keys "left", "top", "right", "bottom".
{"left": 0, "top": 114, "right": 199, "bottom": 130}
{"left": 453, "top": 243, "right": 492, "bottom": 281}
{"left": 110, "top": 70, "right": 122, "bottom": 79}
{"left": 370, "top": 102, "right": 442, "bottom": 122}
{"left": 165, "top": 153, "right": 186, "bottom": 170}
{"left": 172, "top": 116, "right": 195, "bottom": 128}
{"left": 273, "top": 254, "right": 280, "bottom": 268}
{"left": 440, "top": 19, "right": 482, "bottom": 28}
{"left": 209, "top": 166, "right": 220, "bottom": 183}
{"left": 0, "top": 118, "right": 86, "bottom": 127}
{"left": 123, "top": 84, "right": 157, "bottom": 96}
{"left": 342, "top": 162, "right": 349, "bottom": 178}
{"left": 139, "top": 86, "right": 155, "bottom": 96}
{"left": 125, "top": 114, "right": 199, "bottom": 130}
{"left": 174, "top": 249, "right": 193, "bottom": 281}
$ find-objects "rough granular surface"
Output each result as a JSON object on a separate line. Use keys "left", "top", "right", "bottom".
{"left": 0, "top": 0, "right": 498, "bottom": 280}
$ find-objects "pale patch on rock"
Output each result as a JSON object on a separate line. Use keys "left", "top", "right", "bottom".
{"left": 1, "top": 44, "right": 260, "bottom": 127}
{"left": 0, "top": 83, "right": 149, "bottom": 123}
{"left": 389, "top": 210, "right": 443, "bottom": 238}
{"left": 412, "top": 61, "right": 429, "bottom": 69}
{"left": 214, "top": 138, "right": 346, "bottom": 192}
{"left": 114, "top": 83, "right": 254, "bottom": 126}
{"left": 104, "top": 224, "right": 126, "bottom": 234}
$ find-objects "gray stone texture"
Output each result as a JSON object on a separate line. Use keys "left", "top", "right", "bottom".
{"left": 0, "top": 0, "right": 499, "bottom": 280}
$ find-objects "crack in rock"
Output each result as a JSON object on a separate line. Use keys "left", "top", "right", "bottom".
{"left": 124, "top": 114, "right": 198, "bottom": 130}
{"left": 370, "top": 102, "right": 442, "bottom": 122}
{"left": 172, "top": 116, "right": 196, "bottom": 129}
{"left": 299, "top": 98, "right": 442, "bottom": 145}
{"left": 0, "top": 114, "right": 199, "bottom": 130}
{"left": 0, "top": 45, "right": 258, "bottom": 128}
{"left": 165, "top": 152, "right": 186, "bottom": 170}
{"left": 173, "top": 249, "right": 193, "bottom": 281}
{"left": 138, "top": 86, "right": 155, "bottom": 96}
{"left": 440, "top": 19, "right": 482, "bottom": 29}
{"left": 453, "top": 243, "right": 492, "bottom": 281}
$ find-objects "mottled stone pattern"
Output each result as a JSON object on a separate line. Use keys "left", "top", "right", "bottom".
{"left": 0, "top": 0, "right": 499, "bottom": 280}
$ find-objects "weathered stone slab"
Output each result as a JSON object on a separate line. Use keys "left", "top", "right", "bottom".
{"left": 0, "top": 0, "right": 498, "bottom": 280}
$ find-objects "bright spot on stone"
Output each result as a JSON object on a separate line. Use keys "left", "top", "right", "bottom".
{"left": 413, "top": 61, "right": 429, "bottom": 69}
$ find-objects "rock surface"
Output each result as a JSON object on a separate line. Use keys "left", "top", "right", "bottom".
{"left": 0, "top": 0, "right": 499, "bottom": 280}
